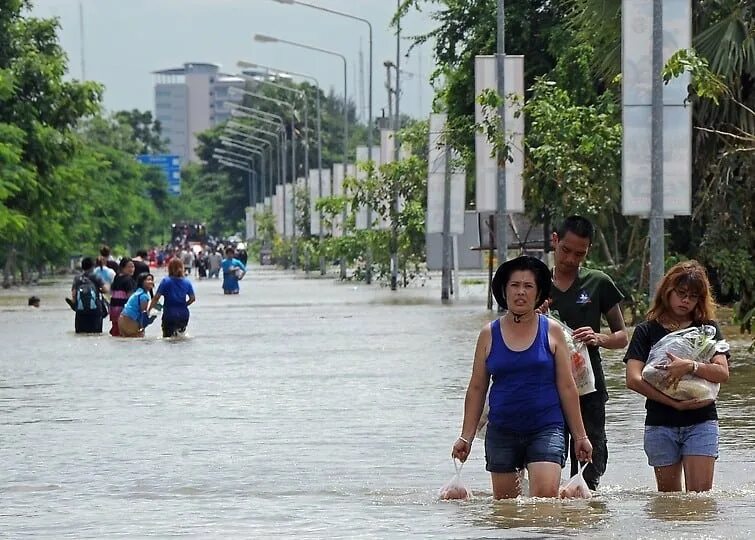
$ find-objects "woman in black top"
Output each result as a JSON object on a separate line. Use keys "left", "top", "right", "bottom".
{"left": 108, "top": 257, "right": 136, "bottom": 336}
{"left": 624, "top": 260, "right": 729, "bottom": 492}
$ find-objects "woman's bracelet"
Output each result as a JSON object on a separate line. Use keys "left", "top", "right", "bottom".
{"left": 458, "top": 436, "right": 471, "bottom": 445}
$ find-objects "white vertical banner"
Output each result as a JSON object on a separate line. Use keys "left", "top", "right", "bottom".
{"left": 264, "top": 196, "right": 271, "bottom": 210}
{"left": 474, "top": 55, "right": 525, "bottom": 213}
{"left": 355, "top": 146, "right": 380, "bottom": 230}
{"left": 245, "top": 206, "right": 255, "bottom": 240}
{"left": 427, "top": 114, "right": 447, "bottom": 234}
{"left": 273, "top": 186, "right": 283, "bottom": 236}
{"left": 378, "top": 129, "right": 395, "bottom": 230}
{"left": 427, "top": 113, "right": 466, "bottom": 235}
{"left": 309, "top": 169, "right": 332, "bottom": 235}
{"left": 622, "top": 0, "right": 692, "bottom": 216}
{"left": 309, "top": 169, "right": 321, "bottom": 235}
{"left": 332, "top": 163, "right": 345, "bottom": 238}
{"left": 284, "top": 182, "right": 294, "bottom": 237}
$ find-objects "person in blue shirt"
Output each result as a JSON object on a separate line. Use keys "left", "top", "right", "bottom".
{"left": 149, "top": 258, "right": 195, "bottom": 338}
{"left": 451, "top": 256, "right": 592, "bottom": 499}
{"left": 221, "top": 247, "right": 246, "bottom": 295}
{"left": 117, "top": 272, "right": 156, "bottom": 338}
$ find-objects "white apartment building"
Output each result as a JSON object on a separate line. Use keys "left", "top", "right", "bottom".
{"left": 153, "top": 62, "right": 245, "bottom": 164}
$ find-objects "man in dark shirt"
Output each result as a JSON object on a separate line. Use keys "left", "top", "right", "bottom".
{"left": 132, "top": 249, "right": 150, "bottom": 278}
{"left": 548, "top": 216, "right": 629, "bottom": 490}
{"left": 70, "top": 257, "right": 108, "bottom": 334}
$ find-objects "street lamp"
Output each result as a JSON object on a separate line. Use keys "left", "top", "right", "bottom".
{"left": 227, "top": 121, "right": 279, "bottom": 205}
{"left": 269, "top": 0, "right": 375, "bottom": 284}
{"left": 238, "top": 60, "right": 326, "bottom": 272}
{"left": 228, "top": 86, "right": 297, "bottom": 260}
{"left": 226, "top": 103, "right": 287, "bottom": 207}
{"left": 214, "top": 147, "right": 261, "bottom": 208}
{"left": 222, "top": 128, "right": 271, "bottom": 205}
{"left": 236, "top": 71, "right": 310, "bottom": 192}
{"left": 253, "top": 34, "right": 349, "bottom": 276}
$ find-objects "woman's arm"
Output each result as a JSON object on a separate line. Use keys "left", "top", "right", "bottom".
{"left": 186, "top": 294, "right": 196, "bottom": 307}
{"left": 452, "top": 325, "right": 492, "bottom": 462}
{"left": 626, "top": 358, "right": 714, "bottom": 411}
{"left": 147, "top": 292, "right": 162, "bottom": 312}
{"left": 663, "top": 352, "right": 729, "bottom": 384}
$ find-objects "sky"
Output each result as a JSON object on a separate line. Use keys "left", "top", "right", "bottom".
{"left": 29, "top": 0, "right": 439, "bottom": 123}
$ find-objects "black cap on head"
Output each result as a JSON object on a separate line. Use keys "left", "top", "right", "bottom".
{"left": 491, "top": 255, "right": 551, "bottom": 310}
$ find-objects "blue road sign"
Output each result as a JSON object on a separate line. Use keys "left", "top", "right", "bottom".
{"left": 137, "top": 154, "right": 181, "bottom": 195}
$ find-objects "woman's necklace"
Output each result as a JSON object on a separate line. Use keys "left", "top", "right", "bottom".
{"left": 659, "top": 314, "right": 689, "bottom": 332}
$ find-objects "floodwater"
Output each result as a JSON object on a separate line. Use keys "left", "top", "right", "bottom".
{"left": 1, "top": 267, "right": 754, "bottom": 539}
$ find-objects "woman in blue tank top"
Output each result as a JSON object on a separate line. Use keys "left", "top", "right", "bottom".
{"left": 451, "top": 256, "right": 593, "bottom": 499}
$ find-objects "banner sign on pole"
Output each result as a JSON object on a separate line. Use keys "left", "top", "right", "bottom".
{"left": 474, "top": 55, "right": 525, "bottom": 213}
{"left": 622, "top": 0, "right": 692, "bottom": 216}
{"left": 332, "top": 163, "right": 345, "bottom": 238}
{"left": 427, "top": 113, "right": 465, "bottom": 235}
{"left": 309, "top": 169, "right": 331, "bottom": 235}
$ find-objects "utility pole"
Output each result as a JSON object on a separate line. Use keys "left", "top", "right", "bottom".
{"left": 649, "top": 0, "right": 665, "bottom": 296}
{"left": 495, "top": 0, "right": 508, "bottom": 281}
{"left": 390, "top": 0, "right": 401, "bottom": 291}
{"left": 79, "top": 1, "right": 86, "bottom": 80}
{"left": 441, "top": 143, "right": 452, "bottom": 301}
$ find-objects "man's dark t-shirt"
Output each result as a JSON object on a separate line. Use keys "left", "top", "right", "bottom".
{"left": 550, "top": 267, "right": 624, "bottom": 401}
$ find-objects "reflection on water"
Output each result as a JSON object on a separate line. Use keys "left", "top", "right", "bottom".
{"left": 1, "top": 271, "right": 755, "bottom": 539}
{"left": 477, "top": 496, "right": 609, "bottom": 531}
{"left": 644, "top": 493, "right": 719, "bottom": 522}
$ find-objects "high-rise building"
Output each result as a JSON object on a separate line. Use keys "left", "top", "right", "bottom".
{"left": 153, "top": 62, "right": 245, "bottom": 164}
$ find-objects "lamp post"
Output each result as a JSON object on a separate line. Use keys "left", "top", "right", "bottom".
{"left": 222, "top": 129, "right": 270, "bottom": 205}
{"left": 269, "top": 0, "right": 374, "bottom": 281}
{"left": 237, "top": 60, "right": 326, "bottom": 273}
{"left": 214, "top": 148, "right": 261, "bottom": 207}
{"left": 255, "top": 33, "right": 349, "bottom": 276}
{"left": 496, "top": 0, "right": 509, "bottom": 277}
{"left": 228, "top": 87, "right": 297, "bottom": 263}
{"left": 227, "top": 121, "right": 278, "bottom": 205}
{"left": 236, "top": 72, "right": 310, "bottom": 193}
{"left": 226, "top": 102, "right": 286, "bottom": 204}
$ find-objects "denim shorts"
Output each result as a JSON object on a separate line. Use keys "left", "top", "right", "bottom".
{"left": 485, "top": 423, "right": 567, "bottom": 473}
{"left": 644, "top": 421, "right": 719, "bottom": 467}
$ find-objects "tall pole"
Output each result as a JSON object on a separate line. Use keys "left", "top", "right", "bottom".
{"left": 495, "top": 0, "right": 508, "bottom": 280}
{"left": 441, "top": 144, "right": 452, "bottom": 301}
{"left": 79, "top": 1, "right": 86, "bottom": 80}
{"left": 365, "top": 23, "right": 374, "bottom": 284}
{"left": 649, "top": 0, "right": 664, "bottom": 296}
{"left": 340, "top": 58, "right": 349, "bottom": 279}
{"left": 390, "top": 0, "right": 401, "bottom": 291}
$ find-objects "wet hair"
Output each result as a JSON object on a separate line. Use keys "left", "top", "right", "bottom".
{"left": 647, "top": 260, "right": 717, "bottom": 323}
{"left": 81, "top": 257, "right": 94, "bottom": 271}
{"left": 135, "top": 272, "right": 154, "bottom": 290}
{"left": 167, "top": 258, "right": 184, "bottom": 277}
{"left": 119, "top": 257, "right": 133, "bottom": 270}
{"left": 556, "top": 215, "right": 594, "bottom": 244}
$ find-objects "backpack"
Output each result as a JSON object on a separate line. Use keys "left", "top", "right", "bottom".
{"left": 75, "top": 275, "right": 103, "bottom": 314}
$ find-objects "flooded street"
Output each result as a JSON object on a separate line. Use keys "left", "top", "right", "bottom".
{"left": 2, "top": 267, "right": 754, "bottom": 538}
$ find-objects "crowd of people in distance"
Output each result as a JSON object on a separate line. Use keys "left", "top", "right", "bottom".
{"left": 69, "top": 239, "right": 248, "bottom": 338}
{"left": 452, "top": 215, "right": 730, "bottom": 499}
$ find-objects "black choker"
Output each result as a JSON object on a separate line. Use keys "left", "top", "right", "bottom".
{"left": 513, "top": 313, "right": 523, "bottom": 323}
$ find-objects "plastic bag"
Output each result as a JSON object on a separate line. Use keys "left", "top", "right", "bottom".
{"left": 559, "top": 462, "right": 591, "bottom": 499}
{"left": 476, "top": 401, "right": 489, "bottom": 441}
{"left": 439, "top": 459, "right": 472, "bottom": 501}
{"left": 551, "top": 317, "right": 596, "bottom": 396}
{"left": 641, "top": 325, "right": 729, "bottom": 401}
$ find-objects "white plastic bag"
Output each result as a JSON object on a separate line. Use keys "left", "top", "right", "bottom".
{"left": 551, "top": 317, "right": 596, "bottom": 396}
{"left": 439, "top": 459, "right": 472, "bottom": 501}
{"left": 641, "top": 325, "right": 728, "bottom": 401}
{"left": 559, "top": 461, "right": 591, "bottom": 499}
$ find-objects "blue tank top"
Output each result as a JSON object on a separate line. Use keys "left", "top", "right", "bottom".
{"left": 486, "top": 315, "right": 564, "bottom": 432}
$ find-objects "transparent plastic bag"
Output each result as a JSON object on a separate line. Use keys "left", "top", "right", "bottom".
{"left": 550, "top": 317, "right": 597, "bottom": 396}
{"left": 439, "top": 459, "right": 472, "bottom": 501}
{"left": 559, "top": 461, "right": 592, "bottom": 499}
{"left": 641, "top": 325, "right": 729, "bottom": 401}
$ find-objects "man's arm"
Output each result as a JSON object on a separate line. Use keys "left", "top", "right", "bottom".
{"left": 598, "top": 303, "right": 628, "bottom": 349}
